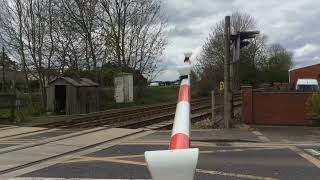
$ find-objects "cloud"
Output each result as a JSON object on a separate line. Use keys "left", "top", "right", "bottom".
{"left": 156, "top": 70, "right": 180, "bottom": 81}
{"left": 294, "top": 44, "right": 320, "bottom": 58}
{"left": 154, "top": 0, "right": 320, "bottom": 80}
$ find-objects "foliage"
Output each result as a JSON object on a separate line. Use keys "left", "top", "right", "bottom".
{"left": 306, "top": 91, "right": 320, "bottom": 120}
{"left": 196, "top": 12, "right": 293, "bottom": 94}
{"left": 15, "top": 92, "right": 46, "bottom": 122}
{"left": 99, "top": 86, "right": 201, "bottom": 110}
{"left": 0, "top": 0, "right": 167, "bottom": 109}
{"left": 258, "top": 44, "right": 292, "bottom": 83}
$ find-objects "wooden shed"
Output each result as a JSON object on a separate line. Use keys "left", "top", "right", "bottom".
{"left": 47, "top": 77, "right": 99, "bottom": 115}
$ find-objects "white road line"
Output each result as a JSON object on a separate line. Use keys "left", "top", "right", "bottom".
{"left": 305, "top": 149, "right": 320, "bottom": 156}
{"left": 252, "top": 131, "right": 263, "bottom": 136}
{"left": 258, "top": 136, "right": 270, "bottom": 142}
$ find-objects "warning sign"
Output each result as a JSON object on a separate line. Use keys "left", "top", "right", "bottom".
{"left": 219, "top": 81, "right": 224, "bottom": 91}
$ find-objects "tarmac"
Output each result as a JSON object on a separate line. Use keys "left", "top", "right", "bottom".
{"left": 0, "top": 126, "right": 320, "bottom": 180}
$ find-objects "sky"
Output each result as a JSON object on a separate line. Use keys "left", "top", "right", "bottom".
{"left": 155, "top": 0, "right": 320, "bottom": 81}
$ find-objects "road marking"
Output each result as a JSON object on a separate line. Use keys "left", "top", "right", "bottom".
{"left": 201, "top": 147, "right": 283, "bottom": 154}
{"left": 252, "top": 131, "right": 270, "bottom": 142}
{"left": 61, "top": 147, "right": 283, "bottom": 164}
{"left": 290, "top": 146, "right": 320, "bottom": 168}
{"left": 59, "top": 148, "right": 282, "bottom": 180}
{"left": 196, "top": 169, "right": 278, "bottom": 180}
{"left": 84, "top": 157, "right": 279, "bottom": 180}
{"left": 252, "top": 131, "right": 263, "bottom": 136}
{"left": 305, "top": 149, "right": 320, "bottom": 156}
{"left": 257, "top": 136, "right": 270, "bottom": 142}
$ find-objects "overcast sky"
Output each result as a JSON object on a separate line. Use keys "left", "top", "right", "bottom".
{"left": 155, "top": 0, "right": 320, "bottom": 81}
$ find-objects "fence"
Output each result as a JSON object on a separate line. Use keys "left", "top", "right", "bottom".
{"left": 0, "top": 94, "right": 15, "bottom": 121}
{"left": 241, "top": 86, "right": 312, "bottom": 125}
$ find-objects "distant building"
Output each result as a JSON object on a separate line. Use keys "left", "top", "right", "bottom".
{"left": 289, "top": 63, "right": 320, "bottom": 86}
{"left": 149, "top": 80, "right": 180, "bottom": 87}
{"left": 47, "top": 77, "right": 99, "bottom": 115}
{"left": 149, "top": 82, "right": 159, "bottom": 87}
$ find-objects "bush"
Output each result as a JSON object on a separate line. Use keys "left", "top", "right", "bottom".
{"left": 306, "top": 91, "right": 320, "bottom": 120}
{"left": 15, "top": 92, "right": 46, "bottom": 123}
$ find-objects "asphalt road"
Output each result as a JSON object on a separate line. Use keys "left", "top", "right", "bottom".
{"left": 1, "top": 127, "right": 320, "bottom": 180}
{"left": 19, "top": 144, "right": 320, "bottom": 180}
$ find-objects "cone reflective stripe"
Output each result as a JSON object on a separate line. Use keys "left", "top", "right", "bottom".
{"left": 170, "top": 77, "right": 191, "bottom": 149}
{"left": 145, "top": 53, "right": 198, "bottom": 180}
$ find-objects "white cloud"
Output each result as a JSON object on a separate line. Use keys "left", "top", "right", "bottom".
{"left": 155, "top": 70, "right": 179, "bottom": 81}
{"left": 294, "top": 44, "right": 320, "bottom": 58}
{"left": 154, "top": 0, "right": 320, "bottom": 80}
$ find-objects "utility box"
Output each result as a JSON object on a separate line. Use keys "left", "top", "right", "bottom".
{"left": 114, "top": 73, "right": 133, "bottom": 103}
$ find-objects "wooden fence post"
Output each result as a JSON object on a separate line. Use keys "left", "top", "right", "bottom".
{"left": 10, "top": 95, "right": 15, "bottom": 122}
{"left": 211, "top": 90, "right": 215, "bottom": 121}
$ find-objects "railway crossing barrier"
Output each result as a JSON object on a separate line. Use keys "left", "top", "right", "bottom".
{"left": 145, "top": 53, "right": 199, "bottom": 180}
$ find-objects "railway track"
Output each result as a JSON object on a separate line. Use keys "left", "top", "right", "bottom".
{"left": 0, "top": 95, "right": 242, "bottom": 177}
{"left": 35, "top": 97, "right": 212, "bottom": 129}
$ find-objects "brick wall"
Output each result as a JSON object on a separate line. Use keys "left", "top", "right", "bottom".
{"left": 289, "top": 64, "right": 320, "bottom": 86}
{"left": 241, "top": 86, "right": 312, "bottom": 125}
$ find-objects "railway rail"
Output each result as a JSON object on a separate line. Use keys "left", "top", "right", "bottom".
{"left": 34, "top": 94, "right": 241, "bottom": 130}
{"left": 35, "top": 97, "right": 212, "bottom": 129}
{"left": 0, "top": 95, "right": 242, "bottom": 177}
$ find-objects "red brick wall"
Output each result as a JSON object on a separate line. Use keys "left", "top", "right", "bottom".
{"left": 241, "top": 86, "right": 253, "bottom": 124}
{"left": 241, "top": 86, "right": 312, "bottom": 125}
{"left": 289, "top": 64, "right": 320, "bottom": 85}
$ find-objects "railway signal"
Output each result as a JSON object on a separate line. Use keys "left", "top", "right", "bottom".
{"left": 145, "top": 53, "right": 199, "bottom": 180}
{"left": 230, "top": 31, "right": 259, "bottom": 63}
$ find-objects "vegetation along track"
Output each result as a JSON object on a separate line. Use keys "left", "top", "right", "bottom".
{"left": 36, "top": 97, "right": 212, "bottom": 129}
{"left": 35, "top": 95, "right": 241, "bottom": 129}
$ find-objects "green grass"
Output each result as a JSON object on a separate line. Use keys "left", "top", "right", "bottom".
{"left": 3, "top": 85, "right": 203, "bottom": 125}
{"left": 100, "top": 86, "right": 201, "bottom": 110}
{"left": 0, "top": 109, "right": 11, "bottom": 118}
{"left": 100, "top": 86, "right": 178, "bottom": 110}
{"left": 136, "top": 86, "right": 179, "bottom": 104}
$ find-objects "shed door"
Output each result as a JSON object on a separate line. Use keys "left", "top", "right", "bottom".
{"left": 55, "top": 85, "right": 66, "bottom": 114}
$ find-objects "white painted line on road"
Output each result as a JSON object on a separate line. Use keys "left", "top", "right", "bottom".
{"left": 1, "top": 131, "right": 156, "bottom": 179}
{"left": 251, "top": 130, "right": 270, "bottom": 142}
{"left": 252, "top": 131, "right": 263, "bottom": 136}
{"left": 305, "top": 149, "right": 320, "bottom": 156}
{"left": 258, "top": 136, "right": 270, "bottom": 142}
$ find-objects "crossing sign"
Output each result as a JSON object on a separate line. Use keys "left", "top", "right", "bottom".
{"left": 219, "top": 81, "right": 224, "bottom": 91}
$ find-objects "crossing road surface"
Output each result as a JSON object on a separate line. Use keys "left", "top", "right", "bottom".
{"left": 0, "top": 128, "right": 319, "bottom": 180}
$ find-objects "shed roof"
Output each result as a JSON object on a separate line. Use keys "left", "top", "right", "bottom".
{"left": 50, "top": 77, "right": 99, "bottom": 87}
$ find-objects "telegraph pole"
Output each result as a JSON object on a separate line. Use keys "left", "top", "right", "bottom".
{"left": 224, "top": 16, "right": 231, "bottom": 128}
{"left": 2, "top": 47, "right": 5, "bottom": 92}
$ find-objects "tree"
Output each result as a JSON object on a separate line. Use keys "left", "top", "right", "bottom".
{"left": 0, "top": 0, "right": 30, "bottom": 90}
{"left": 197, "top": 12, "right": 292, "bottom": 94}
{"left": 54, "top": 0, "right": 102, "bottom": 80}
{"left": 196, "top": 12, "right": 258, "bottom": 94}
{"left": 99, "top": 0, "right": 167, "bottom": 79}
{"left": 0, "top": 0, "right": 168, "bottom": 109}
{"left": 260, "top": 44, "right": 292, "bottom": 83}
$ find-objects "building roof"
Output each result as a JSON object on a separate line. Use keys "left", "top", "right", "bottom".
{"left": 289, "top": 63, "right": 320, "bottom": 72}
{"left": 50, "top": 77, "right": 99, "bottom": 87}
